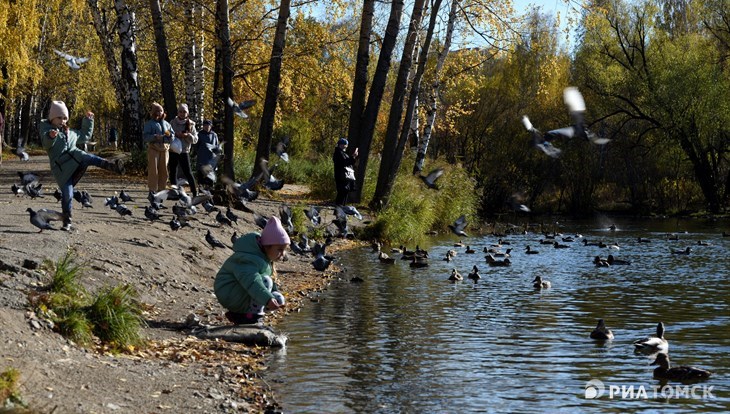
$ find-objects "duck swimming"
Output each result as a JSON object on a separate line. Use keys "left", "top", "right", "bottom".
{"left": 465, "top": 246, "right": 476, "bottom": 254}
{"left": 594, "top": 256, "right": 610, "bottom": 267}
{"left": 671, "top": 247, "right": 692, "bottom": 255}
{"left": 651, "top": 353, "right": 712, "bottom": 382}
{"left": 525, "top": 246, "right": 539, "bottom": 254}
{"left": 448, "top": 268, "right": 463, "bottom": 282}
{"left": 590, "top": 319, "right": 614, "bottom": 340}
{"left": 633, "top": 322, "right": 669, "bottom": 351}
{"left": 607, "top": 254, "right": 631, "bottom": 265}
{"left": 378, "top": 251, "right": 396, "bottom": 264}
{"left": 532, "top": 276, "right": 551, "bottom": 289}
{"left": 467, "top": 265, "right": 480, "bottom": 281}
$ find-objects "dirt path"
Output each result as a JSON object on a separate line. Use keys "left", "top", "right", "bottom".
{"left": 0, "top": 154, "right": 353, "bottom": 413}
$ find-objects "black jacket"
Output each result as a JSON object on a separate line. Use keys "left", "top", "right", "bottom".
{"left": 333, "top": 146, "right": 356, "bottom": 184}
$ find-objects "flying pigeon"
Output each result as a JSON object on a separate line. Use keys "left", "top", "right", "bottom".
{"left": 18, "top": 172, "right": 39, "bottom": 186}
{"left": 253, "top": 213, "right": 268, "bottom": 230}
{"left": 54, "top": 49, "right": 90, "bottom": 70}
{"left": 419, "top": 168, "right": 444, "bottom": 189}
{"left": 340, "top": 205, "right": 363, "bottom": 221}
{"left": 260, "top": 159, "right": 284, "bottom": 191}
{"left": 332, "top": 206, "right": 350, "bottom": 237}
{"left": 205, "top": 230, "right": 227, "bottom": 249}
{"left": 27, "top": 208, "right": 64, "bottom": 232}
{"left": 448, "top": 215, "right": 468, "bottom": 237}
{"left": 273, "top": 136, "right": 290, "bottom": 163}
{"left": 226, "top": 97, "right": 256, "bottom": 119}
{"left": 16, "top": 144, "right": 30, "bottom": 161}
{"left": 221, "top": 174, "right": 260, "bottom": 202}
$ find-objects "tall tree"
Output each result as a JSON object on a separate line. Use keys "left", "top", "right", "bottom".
{"left": 346, "top": 0, "right": 375, "bottom": 149}
{"left": 149, "top": 0, "right": 177, "bottom": 118}
{"left": 371, "top": 0, "right": 428, "bottom": 209}
{"left": 114, "top": 0, "right": 144, "bottom": 148}
{"left": 414, "top": 0, "right": 459, "bottom": 174}
{"left": 351, "top": 0, "right": 406, "bottom": 203}
{"left": 253, "top": 0, "right": 291, "bottom": 178}
{"left": 217, "top": 0, "right": 235, "bottom": 179}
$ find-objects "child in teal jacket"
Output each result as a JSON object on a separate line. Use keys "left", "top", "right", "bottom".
{"left": 215, "top": 216, "right": 290, "bottom": 324}
{"left": 40, "top": 101, "right": 124, "bottom": 231}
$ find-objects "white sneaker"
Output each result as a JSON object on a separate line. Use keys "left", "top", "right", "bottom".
{"left": 61, "top": 223, "right": 73, "bottom": 231}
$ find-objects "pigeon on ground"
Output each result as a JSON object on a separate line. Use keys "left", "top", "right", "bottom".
{"left": 24, "top": 182, "right": 44, "bottom": 199}
{"left": 119, "top": 190, "right": 134, "bottom": 202}
{"left": 225, "top": 207, "right": 239, "bottom": 225}
{"left": 74, "top": 190, "right": 93, "bottom": 208}
{"left": 202, "top": 200, "right": 219, "bottom": 213}
{"left": 304, "top": 205, "right": 321, "bottom": 226}
{"left": 226, "top": 97, "right": 255, "bottom": 119}
{"left": 231, "top": 232, "right": 240, "bottom": 244}
{"left": 216, "top": 210, "right": 232, "bottom": 227}
{"left": 419, "top": 168, "right": 444, "bottom": 189}
{"left": 206, "top": 230, "right": 227, "bottom": 249}
{"left": 144, "top": 206, "right": 160, "bottom": 221}
{"left": 448, "top": 215, "right": 468, "bottom": 237}
{"left": 115, "top": 204, "right": 132, "bottom": 217}
{"left": 105, "top": 195, "right": 119, "bottom": 210}
{"left": 53, "top": 188, "right": 63, "bottom": 202}
{"left": 54, "top": 49, "right": 90, "bottom": 70}
{"left": 170, "top": 216, "right": 182, "bottom": 231}
{"left": 27, "top": 208, "right": 64, "bottom": 232}
{"left": 279, "top": 204, "right": 294, "bottom": 234}
{"left": 18, "top": 172, "right": 39, "bottom": 186}
{"left": 11, "top": 184, "right": 22, "bottom": 196}
{"left": 253, "top": 213, "right": 268, "bottom": 230}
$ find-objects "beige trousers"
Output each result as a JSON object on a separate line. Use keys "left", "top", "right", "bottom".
{"left": 147, "top": 146, "right": 169, "bottom": 192}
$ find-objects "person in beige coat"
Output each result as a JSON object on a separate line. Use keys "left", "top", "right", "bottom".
{"left": 168, "top": 103, "right": 199, "bottom": 195}
{"left": 142, "top": 102, "right": 173, "bottom": 193}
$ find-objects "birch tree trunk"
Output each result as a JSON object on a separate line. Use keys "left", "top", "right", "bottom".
{"left": 216, "top": 0, "right": 235, "bottom": 179}
{"left": 371, "top": 0, "right": 428, "bottom": 208}
{"left": 253, "top": 0, "right": 291, "bottom": 178}
{"left": 114, "top": 0, "right": 144, "bottom": 148}
{"left": 183, "top": 2, "right": 203, "bottom": 123}
{"left": 351, "top": 0, "right": 405, "bottom": 203}
{"left": 87, "top": 0, "right": 126, "bottom": 106}
{"left": 414, "top": 0, "right": 458, "bottom": 174}
{"left": 194, "top": 5, "right": 205, "bottom": 125}
{"left": 150, "top": 0, "right": 177, "bottom": 119}
{"left": 346, "top": 0, "right": 375, "bottom": 149}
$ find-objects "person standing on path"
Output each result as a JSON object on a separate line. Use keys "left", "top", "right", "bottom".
{"left": 332, "top": 137, "right": 358, "bottom": 206}
{"left": 168, "top": 103, "right": 198, "bottom": 195}
{"left": 142, "top": 102, "right": 173, "bottom": 193}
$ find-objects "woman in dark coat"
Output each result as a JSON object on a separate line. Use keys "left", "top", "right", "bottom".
{"left": 332, "top": 138, "right": 358, "bottom": 206}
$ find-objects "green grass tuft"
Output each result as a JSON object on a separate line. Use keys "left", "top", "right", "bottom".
{"left": 86, "top": 284, "right": 145, "bottom": 349}
{"left": 0, "top": 367, "right": 25, "bottom": 408}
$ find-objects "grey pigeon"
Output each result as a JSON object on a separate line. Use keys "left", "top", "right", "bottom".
{"left": 419, "top": 168, "right": 444, "bottom": 189}
{"left": 11, "top": 184, "right": 22, "bottom": 196}
{"left": 27, "top": 208, "right": 64, "bottom": 232}
{"left": 54, "top": 49, "right": 89, "bottom": 70}
{"left": 202, "top": 200, "right": 219, "bottom": 213}
{"left": 216, "top": 210, "right": 232, "bottom": 227}
{"left": 18, "top": 172, "right": 39, "bottom": 186}
{"left": 144, "top": 206, "right": 160, "bottom": 221}
{"left": 119, "top": 190, "right": 134, "bottom": 202}
{"left": 312, "top": 254, "right": 332, "bottom": 271}
{"left": 448, "top": 215, "right": 468, "bottom": 237}
{"left": 206, "top": 230, "right": 227, "bottom": 249}
{"left": 115, "top": 204, "right": 132, "bottom": 217}
{"left": 253, "top": 213, "right": 268, "bottom": 230}
{"left": 225, "top": 207, "right": 239, "bottom": 225}
{"left": 231, "top": 232, "right": 240, "bottom": 244}
{"left": 74, "top": 190, "right": 93, "bottom": 208}
{"left": 170, "top": 216, "right": 182, "bottom": 231}
{"left": 16, "top": 145, "right": 30, "bottom": 161}
{"left": 341, "top": 205, "right": 363, "bottom": 220}
{"left": 273, "top": 136, "right": 290, "bottom": 163}
{"left": 24, "top": 182, "right": 44, "bottom": 199}
{"left": 221, "top": 174, "right": 260, "bottom": 202}
{"left": 332, "top": 206, "right": 349, "bottom": 237}
{"left": 260, "top": 159, "right": 284, "bottom": 191}
{"left": 105, "top": 195, "right": 119, "bottom": 210}
{"left": 279, "top": 204, "right": 294, "bottom": 234}
{"left": 226, "top": 97, "right": 255, "bottom": 119}
{"left": 53, "top": 188, "right": 62, "bottom": 202}
{"left": 304, "top": 205, "right": 321, "bottom": 226}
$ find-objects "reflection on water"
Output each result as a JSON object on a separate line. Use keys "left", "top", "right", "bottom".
{"left": 267, "top": 218, "right": 730, "bottom": 413}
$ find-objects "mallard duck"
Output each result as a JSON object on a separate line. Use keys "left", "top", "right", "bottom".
{"left": 498, "top": 238, "right": 511, "bottom": 246}
{"left": 562, "top": 236, "right": 574, "bottom": 242}
{"left": 637, "top": 237, "right": 651, "bottom": 243}
{"left": 696, "top": 240, "right": 710, "bottom": 246}
{"left": 633, "top": 322, "right": 669, "bottom": 351}
{"left": 410, "top": 256, "right": 429, "bottom": 268}
{"left": 378, "top": 251, "right": 396, "bottom": 264}
{"left": 533, "top": 276, "right": 551, "bottom": 289}
{"left": 666, "top": 233, "right": 679, "bottom": 241}
{"left": 486, "top": 254, "right": 511, "bottom": 267}
{"left": 467, "top": 265, "right": 480, "bottom": 281}
{"left": 608, "top": 242, "right": 620, "bottom": 250}
{"left": 492, "top": 248, "right": 512, "bottom": 258}
{"left": 371, "top": 240, "right": 382, "bottom": 252}
{"left": 539, "top": 239, "right": 554, "bottom": 245}
{"left": 590, "top": 319, "right": 614, "bottom": 340}
{"left": 671, "top": 247, "right": 691, "bottom": 255}
{"left": 525, "top": 246, "right": 539, "bottom": 254}
{"left": 465, "top": 246, "right": 476, "bottom": 254}
{"left": 454, "top": 240, "right": 465, "bottom": 247}
{"left": 651, "top": 353, "right": 712, "bottom": 382}
{"left": 448, "top": 268, "right": 463, "bottom": 282}
{"left": 583, "top": 239, "right": 601, "bottom": 247}
{"left": 443, "top": 253, "right": 453, "bottom": 262}
{"left": 607, "top": 254, "right": 630, "bottom": 265}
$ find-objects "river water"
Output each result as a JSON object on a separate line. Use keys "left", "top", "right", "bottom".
{"left": 267, "top": 218, "right": 730, "bottom": 413}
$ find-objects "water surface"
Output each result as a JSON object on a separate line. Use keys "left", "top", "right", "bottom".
{"left": 268, "top": 218, "right": 730, "bottom": 413}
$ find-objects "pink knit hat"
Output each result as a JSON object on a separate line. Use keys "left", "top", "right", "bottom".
{"left": 260, "top": 216, "right": 290, "bottom": 245}
{"left": 48, "top": 101, "right": 69, "bottom": 120}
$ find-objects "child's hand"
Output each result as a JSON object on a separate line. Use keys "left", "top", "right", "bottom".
{"left": 49, "top": 130, "right": 58, "bottom": 139}
{"left": 266, "top": 298, "right": 281, "bottom": 310}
